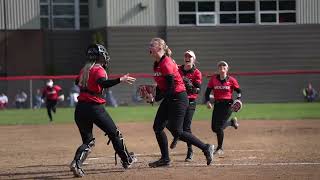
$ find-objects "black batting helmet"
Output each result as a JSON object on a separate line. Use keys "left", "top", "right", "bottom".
{"left": 86, "top": 44, "right": 110, "bottom": 65}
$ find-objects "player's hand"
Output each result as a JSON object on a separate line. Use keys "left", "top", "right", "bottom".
{"left": 145, "top": 93, "right": 154, "bottom": 104}
{"left": 206, "top": 101, "right": 213, "bottom": 109}
{"left": 120, "top": 73, "right": 136, "bottom": 84}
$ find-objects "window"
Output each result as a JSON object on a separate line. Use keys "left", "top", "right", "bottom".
{"left": 178, "top": 1, "right": 216, "bottom": 25}
{"left": 219, "top": 0, "right": 256, "bottom": 24}
{"left": 40, "top": 0, "right": 89, "bottom": 30}
{"left": 178, "top": 0, "right": 296, "bottom": 26}
{"left": 259, "top": 0, "right": 296, "bottom": 24}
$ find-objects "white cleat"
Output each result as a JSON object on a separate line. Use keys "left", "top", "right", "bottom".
{"left": 231, "top": 117, "right": 239, "bottom": 129}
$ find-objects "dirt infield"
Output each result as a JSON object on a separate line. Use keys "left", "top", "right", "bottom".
{"left": 1, "top": 120, "right": 320, "bottom": 180}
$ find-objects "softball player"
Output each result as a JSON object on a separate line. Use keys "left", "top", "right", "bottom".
{"left": 170, "top": 50, "right": 202, "bottom": 162}
{"left": 147, "top": 38, "right": 214, "bottom": 168}
{"left": 205, "top": 61, "right": 241, "bottom": 156}
{"left": 41, "top": 79, "right": 63, "bottom": 122}
{"left": 70, "top": 44, "right": 137, "bottom": 177}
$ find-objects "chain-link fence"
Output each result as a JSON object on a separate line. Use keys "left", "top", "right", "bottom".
{"left": 0, "top": 71, "right": 320, "bottom": 109}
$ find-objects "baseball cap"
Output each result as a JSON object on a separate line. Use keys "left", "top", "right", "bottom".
{"left": 46, "top": 79, "right": 53, "bottom": 87}
{"left": 184, "top": 50, "right": 196, "bottom": 60}
{"left": 217, "top": 61, "right": 229, "bottom": 68}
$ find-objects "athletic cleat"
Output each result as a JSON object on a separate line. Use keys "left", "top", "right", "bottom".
{"left": 213, "top": 148, "right": 224, "bottom": 156}
{"left": 70, "top": 160, "right": 85, "bottom": 177}
{"left": 203, "top": 144, "right": 214, "bottom": 165}
{"left": 231, "top": 117, "right": 239, "bottom": 129}
{"left": 148, "top": 158, "right": 171, "bottom": 168}
{"left": 170, "top": 138, "right": 178, "bottom": 149}
{"left": 185, "top": 149, "right": 193, "bottom": 162}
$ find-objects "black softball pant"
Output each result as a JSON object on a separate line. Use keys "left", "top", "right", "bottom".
{"left": 211, "top": 101, "right": 233, "bottom": 150}
{"left": 153, "top": 92, "right": 206, "bottom": 160}
{"left": 74, "top": 101, "right": 118, "bottom": 145}
{"left": 74, "top": 101, "right": 133, "bottom": 164}
{"left": 183, "top": 100, "right": 196, "bottom": 150}
{"left": 46, "top": 100, "right": 57, "bottom": 121}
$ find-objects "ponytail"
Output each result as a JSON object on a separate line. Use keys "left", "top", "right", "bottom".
{"left": 79, "top": 62, "right": 95, "bottom": 88}
{"left": 164, "top": 45, "right": 172, "bottom": 57}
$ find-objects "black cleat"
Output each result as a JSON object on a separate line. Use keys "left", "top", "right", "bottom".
{"left": 185, "top": 149, "right": 193, "bottom": 162}
{"left": 203, "top": 144, "right": 214, "bottom": 165}
{"left": 148, "top": 158, "right": 171, "bottom": 168}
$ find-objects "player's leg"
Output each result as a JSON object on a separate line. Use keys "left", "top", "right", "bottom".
{"left": 167, "top": 93, "right": 214, "bottom": 165}
{"left": 70, "top": 102, "right": 94, "bottom": 177}
{"left": 169, "top": 100, "right": 196, "bottom": 150}
{"left": 46, "top": 101, "right": 53, "bottom": 121}
{"left": 52, "top": 100, "right": 57, "bottom": 113}
{"left": 221, "top": 102, "right": 236, "bottom": 130}
{"left": 92, "top": 104, "right": 136, "bottom": 169}
{"left": 211, "top": 103, "right": 225, "bottom": 155}
{"left": 149, "top": 99, "right": 170, "bottom": 168}
{"left": 183, "top": 101, "right": 196, "bottom": 161}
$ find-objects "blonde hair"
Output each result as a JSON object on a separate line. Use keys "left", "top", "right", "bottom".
{"left": 79, "top": 62, "right": 95, "bottom": 87}
{"left": 151, "top": 37, "right": 172, "bottom": 57}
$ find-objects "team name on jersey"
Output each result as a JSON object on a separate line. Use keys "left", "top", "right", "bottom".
{"left": 214, "top": 86, "right": 230, "bottom": 90}
{"left": 47, "top": 90, "right": 57, "bottom": 94}
{"left": 154, "top": 72, "right": 162, "bottom": 76}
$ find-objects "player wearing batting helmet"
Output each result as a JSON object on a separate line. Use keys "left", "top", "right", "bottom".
{"left": 41, "top": 79, "right": 63, "bottom": 122}
{"left": 69, "top": 44, "right": 137, "bottom": 177}
{"left": 169, "top": 50, "right": 202, "bottom": 162}
{"left": 205, "top": 61, "right": 242, "bottom": 156}
{"left": 148, "top": 38, "right": 214, "bottom": 168}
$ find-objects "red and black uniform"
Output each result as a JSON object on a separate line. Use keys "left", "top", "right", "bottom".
{"left": 73, "top": 64, "right": 135, "bottom": 168}
{"left": 152, "top": 55, "right": 210, "bottom": 163}
{"left": 177, "top": 65, "right": 202, "bottom": 154}
{"left": 42, "top": 85, "right": 62, "bottom": 121}
{"left": 205, "top": 74, "right": 241, "bottom": 151}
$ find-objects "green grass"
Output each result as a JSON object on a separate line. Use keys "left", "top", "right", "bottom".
{"left": 0, "top": 102, "right": 319, "bottom": 125}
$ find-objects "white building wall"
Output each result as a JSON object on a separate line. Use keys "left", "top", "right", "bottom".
{"left": 0, "top": 0, "right": 40, "bottom": 30}
{"left": 297, "top": 0, "right": 320, "bottom": 24}
{"left": 106, "top": 0, "right": 165, "bottom": 27}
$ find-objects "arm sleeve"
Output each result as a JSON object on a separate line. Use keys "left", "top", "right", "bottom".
{"left": 205, "top": 88, "right": 213, "bottom": 102}
{"left": 154, "top": 86, "right": 164, "bottom": 102}
{"left": 165, "top": 75, "right": 175, "bottom": 98}
{"left": 234, "top": 88, "right": 242, "bottom": 99}
{"left": 232, "top": 78, "right": 241, "bottom": 99}
{"left": 97, "top": 77, "right": 121, "bottom": 88}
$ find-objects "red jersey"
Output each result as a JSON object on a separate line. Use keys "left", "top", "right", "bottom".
{"left": 153, "top": 56, "right": 185, "bottom": 94}
{"left": 207, "top": 75, "right": 240, "bottom": 100}
{"left": 42, "top": 85, "right": 62, "bottom": 101}
{"left": 178, "top": 65, "right": 202, "bottom": 100}
{"left": 77, "top": 65, "right": 107, "bottom": 104}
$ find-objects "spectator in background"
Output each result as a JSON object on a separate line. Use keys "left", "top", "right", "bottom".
{"left": 69, "top": 84, "right": 80, "bottom": 107}
{"left": 15, "top": 90, "right": 27, "bottom": 109}
{"left": 105, "top": 88, "right": 118, "bottom": 107}
{"left": 0, "top": 93, "right": 8, "bottom": 109}
{"left": 33, "top": 89, "right": 43, "bottom": 109}
{"left": 303, "top": 83, "right": 317, "bottom": 102}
